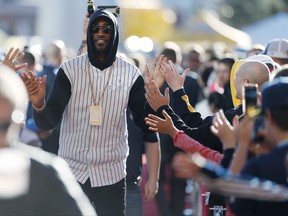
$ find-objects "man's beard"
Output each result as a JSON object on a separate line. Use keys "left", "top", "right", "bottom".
{"left": 94, "top": 38, "right": 110, "bottom": 54}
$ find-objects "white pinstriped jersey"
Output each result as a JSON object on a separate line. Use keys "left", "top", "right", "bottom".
{"left": 59, "top": 54, "right": 141, "bottom": 187}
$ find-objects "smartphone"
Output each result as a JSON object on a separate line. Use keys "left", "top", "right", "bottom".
{"left": 87, "top": 0, "right": 95, "bottom": 17}
{"left": 97, "top": 6, "right": 120, "bottom": 17}
{"left": 242, "top": 83, "right": 259, "bottom": 117}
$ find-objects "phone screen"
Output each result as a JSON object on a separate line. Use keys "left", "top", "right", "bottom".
{"left": 242, "top": 84, "right": 258, "bottom": 117}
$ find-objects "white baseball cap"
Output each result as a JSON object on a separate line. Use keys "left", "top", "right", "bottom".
{"left": 265, "top": 38, "right": 288, "bottom": 59}
{"left": 247, "top": 54, "right": 276, "bottom": 71}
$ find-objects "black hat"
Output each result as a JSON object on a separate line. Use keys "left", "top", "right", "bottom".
{"left": 261, "top": 77, "right": 288, "bottom": 112}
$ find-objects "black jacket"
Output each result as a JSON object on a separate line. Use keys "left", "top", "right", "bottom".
{"left": 157, "top": 88, "right": 243, "bottom": 153}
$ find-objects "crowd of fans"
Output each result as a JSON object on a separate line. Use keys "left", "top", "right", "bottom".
{"left": 1, "top": 9, "right": 288, "bottom": 216}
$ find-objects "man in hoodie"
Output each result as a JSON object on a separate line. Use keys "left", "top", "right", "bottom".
{"left": 21, "top": 9, "right": 155, "bottom": 216}
{"left": 77, "top": 13, "right": 161, "bottom": 216}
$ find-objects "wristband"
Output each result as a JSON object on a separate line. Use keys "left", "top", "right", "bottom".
{"left": 32, "top": 102, "right": 46, "bottom": 112}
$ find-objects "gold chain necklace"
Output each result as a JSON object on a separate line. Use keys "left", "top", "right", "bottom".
{"left": 87, "top": 62, "right": 113, "bottom": 105}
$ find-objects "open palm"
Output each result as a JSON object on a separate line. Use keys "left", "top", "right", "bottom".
{"left": 20, "top": 71, "right": 46, "bottom": 108}
{"left": 144, "top": 55, "right": 166, "bottom": 88}
{"left": 145, "top": 110, "right": 177, "bottom": 137}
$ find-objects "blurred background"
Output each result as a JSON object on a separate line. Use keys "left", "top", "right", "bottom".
{"left": 0, "top": 0, "right": 288, "bottom": 58}
{"left": 1, "top": 1, "right": 288, "bottom": 216}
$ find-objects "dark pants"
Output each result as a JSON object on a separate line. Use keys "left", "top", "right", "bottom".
{"left": 80, "top": 178, "right": 126, "bottom": 216}
{"left": 126, "top": 180, "right": 143, "bottom": 216}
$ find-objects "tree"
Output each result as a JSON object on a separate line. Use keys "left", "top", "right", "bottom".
{"left": 218, "top": 0, "right": 287, "bottom": 28}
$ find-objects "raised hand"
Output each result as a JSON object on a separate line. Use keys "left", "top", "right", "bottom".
{"left": 2, "top": 47, "right": 27, "bottom": 71}
{"left": 83, "top": 13, "right": 90, "bottom": 35}
{"left": 77, "top": 13, "right": 90, "bottom": 56}
{"left": 144, "top": 55, "right": 165, "bottom": 88}
{"left": 145, "top": 110, "right": 178, "bottom": 138}
{"left": 160, "top": 60, "right": 189, "bottom": 92}
{"left": 20, "top": 71, "right": 47, "bottom": 109}
{"left": 210, "top": 109, "right": 238, "bottom": 150}
{"left": 144, "top": 79, "right": 169, "bottom": 111}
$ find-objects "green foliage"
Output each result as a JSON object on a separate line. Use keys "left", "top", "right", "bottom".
{"left": 218, "top": 0, "right": 288, "bottom": 28}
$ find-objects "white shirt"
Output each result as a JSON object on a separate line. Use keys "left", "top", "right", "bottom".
{"left": 59, "top": 54, "right": 141, "bottom": 187}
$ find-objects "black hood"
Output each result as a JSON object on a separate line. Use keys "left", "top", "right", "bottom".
{"left": 87, "top": 9, "right": 119, "bottom": 70}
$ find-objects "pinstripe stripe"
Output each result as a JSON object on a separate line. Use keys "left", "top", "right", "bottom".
{"left": 58, "top": 54, "right": 140, "bottom": 187}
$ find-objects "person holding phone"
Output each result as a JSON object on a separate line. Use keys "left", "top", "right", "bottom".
{"left": 229, "top": 77, "right": 288, "bottom": 216}
{"left": 144, "top": 59, "right": 271, "bottom": 215}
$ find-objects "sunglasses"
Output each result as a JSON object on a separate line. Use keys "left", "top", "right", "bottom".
{"left": 91, "top": 25, "right": 113, "bottom": 34}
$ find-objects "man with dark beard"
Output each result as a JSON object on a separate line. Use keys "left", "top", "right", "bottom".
{"left": 21, "top": 9, "right": 157, "bottom": 216}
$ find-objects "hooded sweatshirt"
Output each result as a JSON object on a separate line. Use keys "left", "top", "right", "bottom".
{"left": 87, "top": 9, "right": 119, "bottom": 70}
{"left": 33, "top": 9, "right": 153, "bottom": 187}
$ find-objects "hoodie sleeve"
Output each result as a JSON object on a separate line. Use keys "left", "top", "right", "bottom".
{"left": 34, "top": 68, "right": 71, "bottom": 130}
{"left": 172, "top": 88, "right": 203, "bottom": 127}
{"left": 128, "top": 75, "right": 154, "bottom": 133}
{"left": 156, "top": 105, "right": 224, "bottom": 153}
